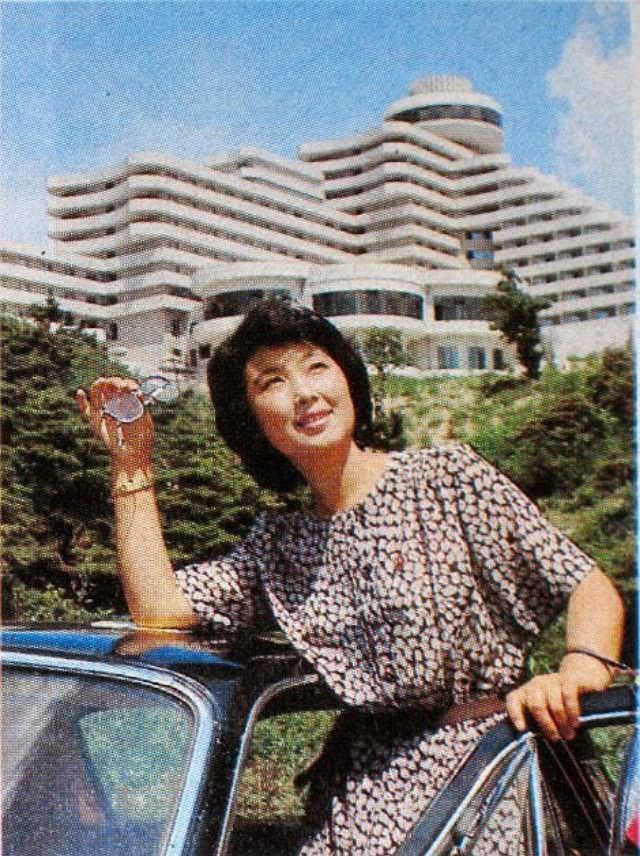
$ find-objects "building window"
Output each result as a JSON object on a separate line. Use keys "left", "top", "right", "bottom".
{"left": 204, "top": 288, "right": 290, "bottom": 320}
{"left": 492, "top": 349, "right": 505, "bottom": 370}
{"left": 434, "top": 297, "right": 488, "bottom": 321}
{"left": 393, "top": 104, "right": 503, "bottom": 128}
{"left": 564, "top": 312, "right": 588, "bottom": 324}
{"left": 591, "top": 307, "right": 616, "bottom": 320}
{"left": 437, "top": 345, "right": 460, "bottom": 370}
{"left": 313, "top": 290, "right": 423, "bottom": 320}
{"left": 170, "top": 317, "right": 185, "bottom": 337}
{"left": 468, "top": 346, "right": 487, "bottom": 370}
{"left": 107, "top": 322, "right": 118, "bottom": 341}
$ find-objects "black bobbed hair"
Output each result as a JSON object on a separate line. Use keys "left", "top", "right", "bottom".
{"left": 207, "top": 298, "right": 374, "bottom": 492}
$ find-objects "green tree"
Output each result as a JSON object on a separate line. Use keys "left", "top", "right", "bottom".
{"left": 1, "top": 314, "right": 287, "bottom": 621}
{"left": 484, "top": 271, "right": 551, "bottom": 380}
{"left": 358, "top": 328, "right": 408, "bottom": 451}
{"left": 152, "top": 390, "right": 285, "bottom": 568}
{"left": 28, "top": 288, "right": 64, "bottom": 328}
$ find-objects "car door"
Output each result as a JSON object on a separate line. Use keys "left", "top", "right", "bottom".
{"left": 396, "top": 687, "right": 637, "bottom": 856}
{"left": 2, "top": 652, "right": 218, "bottom": 856}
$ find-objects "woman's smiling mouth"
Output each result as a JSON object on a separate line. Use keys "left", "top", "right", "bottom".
{"left": 294, "top": 409, "right": 333, "bottom": 432}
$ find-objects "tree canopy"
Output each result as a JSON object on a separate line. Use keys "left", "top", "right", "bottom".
{"left": 1, "top": 315, "right": 282, "bottom": 620}
{"left": 357, "top": 328, "right": 408, "bottom": 451}
{"left": 484, "top": 271, "right": 551, "bottom": 379}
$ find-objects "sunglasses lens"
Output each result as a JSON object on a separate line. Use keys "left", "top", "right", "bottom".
{"left": 103, "top": 392, "right": 145, "bottom": 424}
{"left": 140, "top": 375, "right": 179, "bottom": 404}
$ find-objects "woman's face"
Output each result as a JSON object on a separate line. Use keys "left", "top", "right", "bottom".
{"left": 245, "top": 342, "right": 356, "bottom": 464}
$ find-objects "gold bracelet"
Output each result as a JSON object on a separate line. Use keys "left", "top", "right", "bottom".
{"left": 112, "top": 467, "right": 154, "bottom": 497}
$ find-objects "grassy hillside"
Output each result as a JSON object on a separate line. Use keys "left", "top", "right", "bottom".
{"left": 384, "top": 353, "right": 636, "bottom": 669}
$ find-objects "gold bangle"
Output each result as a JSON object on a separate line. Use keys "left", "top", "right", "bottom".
{"left": 112, "top": 468, "right": 154, "bottom": 497}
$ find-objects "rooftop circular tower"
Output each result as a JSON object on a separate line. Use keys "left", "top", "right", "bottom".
{"left": 383, "top": 75, "right": 503, "bottom": 153}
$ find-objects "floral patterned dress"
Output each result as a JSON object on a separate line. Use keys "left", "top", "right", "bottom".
{"left": 175, "top": 444, "right": 596, "bottom": 855}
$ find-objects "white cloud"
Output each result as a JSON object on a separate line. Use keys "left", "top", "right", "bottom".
{"left": 547, "top": 17, "right": 633, "bottom": 215}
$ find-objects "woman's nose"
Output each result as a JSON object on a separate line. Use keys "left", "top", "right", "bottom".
{"left": 292, "top": 377, "right": 318, "bottom": 404}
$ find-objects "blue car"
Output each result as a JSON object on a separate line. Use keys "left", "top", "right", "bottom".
{"left": 2, "top": 625, "right": 637, "bottom": 855}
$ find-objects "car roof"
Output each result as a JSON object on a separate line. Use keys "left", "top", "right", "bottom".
{"left": 0, "top": 623, "right": 309, "bottom": 689}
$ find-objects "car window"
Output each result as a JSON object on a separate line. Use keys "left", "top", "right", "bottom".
{"left": 428, "top": 741, "right": 536, "bottom": 856}
{"left": 230, "top": 708, "right": 337, "bottom": 856}
{"left": 2, "top": 667, "right": 196, "bottom": 856}
{"left": 397, "top": 716, "right": 637, "bottom": 856}
{"left": 536, "top": 723, "right": 637, "bottom": 856}
{"left": 609, "top": 726, "right": 640, "bottom": 855}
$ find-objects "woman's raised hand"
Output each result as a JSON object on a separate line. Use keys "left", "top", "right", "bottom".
{"left": 76, "top": 377, "right": 153, "bottom": 467}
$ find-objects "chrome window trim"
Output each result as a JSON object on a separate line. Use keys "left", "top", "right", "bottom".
{"left": 609, "top": 722, "right": 640, "bottom": 855}
{"left": 425, "top": 735, "right": 533, "bottom": 855}
{"left": 528, "top": 746, "right": 547, "bottom": 856}
{"left": 2, "top": 650, "right": 219, "bottom": 856}
{"left": 579, "top": 709, "right": 637, "bottom": 728}
{"left": 214, "top": 672, "right": 321, "bottom": 856}
{"left": 451, "top": 742, "right": 534, "bottom": 855}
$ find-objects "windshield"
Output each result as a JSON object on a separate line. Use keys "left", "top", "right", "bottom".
{"left": 2, "top": 666, "right": 196, "bottom": 856}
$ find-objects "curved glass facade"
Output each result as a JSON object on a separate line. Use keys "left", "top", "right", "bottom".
{"left": 204, "top": 288, "right": 290, "bottom": 320}
{"left": 313, "top": 289, "right": 423, "bottom": 319}
{"left": 434, "top": 296, "right": 489, "bottom": 321}
{"left": 392, "top": 104, "right": 502, "bottom": 128}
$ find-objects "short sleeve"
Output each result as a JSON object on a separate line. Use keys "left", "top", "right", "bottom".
{"left": 446, "top": 444, "right": 597, "bottom": 637}
{"left": 174, "top": 513, "right": 273, "bottom": 631}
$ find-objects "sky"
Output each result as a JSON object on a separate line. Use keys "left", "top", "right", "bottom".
{"left": 0, "top": 0, "right": 636, "bottom": 246}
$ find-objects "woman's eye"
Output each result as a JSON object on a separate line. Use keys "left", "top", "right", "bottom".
{"left": 262, "top": 376, "right": 283, "bottom": 390}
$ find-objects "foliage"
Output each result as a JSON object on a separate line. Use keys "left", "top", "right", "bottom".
{"left": 484, "top": 271, "right": 551, "bottom": 379}
{"left": 357, "top": 328, "right": 409, "bottom": 451}
{"left": 3, "top": 314, "right": 634, "bottom": 678}
{"left": 583, "top": 347, "right": 634, "bottom": 430}
{"left": 359, "top": 328, "right": 408, "bottom": 378}
{"left": 28, "top": 289, "right": 64, "bottom": 328}
{"left": 1, "top": 315, "right": 282, "bottom": 621}
{"left": 9, "top": 580, "right": 114, "bottom": 624}
{"left": 238, "top": 710, "right": 336, "bottom": 820}
{"left": 152, "top": 391, "right": 285, "bottom": 568}
{"left": 2, "top": 315, "right": 120, "bottom": 619}
{"left": 371, "top": 407, "right": 408, "bottom": 451}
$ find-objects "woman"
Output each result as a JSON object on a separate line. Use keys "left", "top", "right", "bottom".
{"left": 77, "top": 299, "right": 624, "bottom": 855}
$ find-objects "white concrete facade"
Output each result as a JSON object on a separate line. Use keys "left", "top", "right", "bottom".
{"left": 0, "top": 76, "right": 635, "bottom": 379}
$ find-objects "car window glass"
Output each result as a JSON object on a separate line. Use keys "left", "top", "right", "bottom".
{"left": 444, "top": 747, "right": 535, "bottom": 856}
{"left": 78, "top": 706, "right": 191, "bottom": 823}
{"left": 530, "top": 723, "right": 635, "bottom": 856}
{"left": 230, "top": 709, "right": 336, "bottom": 856}
{"left": 609, "top": 726, "right": 640, "bottom": 855}
{"left": 2, "top": 667, "right": 196, "bottom": 856}
{"left": 423, "top": 721, "right": 637, "bottom": 856}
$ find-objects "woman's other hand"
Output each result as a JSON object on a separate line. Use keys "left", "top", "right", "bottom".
{"left": 505, "top": 653, "right": 611, "bottom": 741}
{"left": 76, "top": 376, "right": 153, "bottom": 468}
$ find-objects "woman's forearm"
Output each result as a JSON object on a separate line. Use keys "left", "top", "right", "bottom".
{"left": 77, "top": 379, "right": 197, "bottom": 629}
{"left": 507, "top": 567, "right": 624, "bottom": 740}
{"left": 113, "top": 470, "right": 197, "bottom": 629}
{"left": 564, "top": 566, "right": 624, "bottom": 660}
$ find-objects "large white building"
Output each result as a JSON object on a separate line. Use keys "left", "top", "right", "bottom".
{"left": 1, "top": 76, "right": 635, "bottom": 380}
